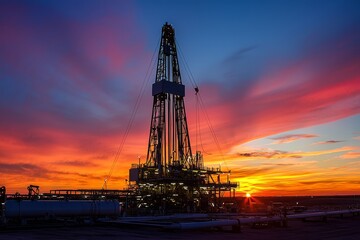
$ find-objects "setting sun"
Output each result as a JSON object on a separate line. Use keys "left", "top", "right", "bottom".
{"left": 246, "top": 193, "right": 251, "bottom": 198}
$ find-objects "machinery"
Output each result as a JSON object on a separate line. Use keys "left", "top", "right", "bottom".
{"left": 4, "top": 199, "right": 120, "bottom": 219}
{"left": 128, "top": 23, "right": 237, "bottom": 214}
{"left": 0, "top": 185, "right": 120, "bottom": 224}
{"left": 0, "top": 186, "right": 5, "bottom": 224}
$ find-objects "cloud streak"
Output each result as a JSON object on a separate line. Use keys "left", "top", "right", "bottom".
{"left": 340, "top": 152, "right": 360, "bottom": 159}
{"left": 0, "top": 163, "right": 50, "bottom": 178}
{"left": 237, "top": 150, "right": 301, "bottom": 159}
{"left": 235, "top": 146, "right": 356, "bottom": 160}
{"left": 313, "top": 140, "right": 344, "bottom": 145}
{"left": 270, "top": 134, "right": 318, "bottom": 144}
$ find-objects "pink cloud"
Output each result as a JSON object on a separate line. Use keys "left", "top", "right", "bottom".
{"left": 192, "top": 29, "right": 360, "bottom": 152}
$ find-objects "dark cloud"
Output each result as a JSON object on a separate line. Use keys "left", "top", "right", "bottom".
{"left": 20, "top": 133, "right": 57, "bottom": 147}
{"left": 231, "top": 167, "right": 274, "bottom": 177}
{"left": 52, "top": 170, "right": 99, "bottom": 180}
{"left": 0, "top": 162, "right": 100, "bottom": 181}
{"left": 237, "top": 150, "right": 302, "bottom": 159}
{"left": 262, "top": 163, "right": 295, "bottom": 166}
{"left": 53, "top": 160, "right": 99, "bottom": 168}
{"left": 222, "top": 46, "right": 257, "bottom": 64}
{"left": 314, "top": 140, "right": 343, "bottom": 145}
{"left": 0, "top": 162, "right": 50, "bottom": 178}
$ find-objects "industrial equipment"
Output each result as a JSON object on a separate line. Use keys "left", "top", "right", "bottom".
{"left": 127, "top": 23, "right": 237, "bottom": 214}
{"left": 4, "top": 199, "right": 120, "bottom": 219}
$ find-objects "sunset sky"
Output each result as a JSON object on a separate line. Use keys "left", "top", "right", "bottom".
{"left": 0, "top": 0, "right": 359, "bottom": 196}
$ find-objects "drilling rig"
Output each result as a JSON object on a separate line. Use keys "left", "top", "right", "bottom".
{"left": 128, "top": 23, "right": 237, "bottom": 214}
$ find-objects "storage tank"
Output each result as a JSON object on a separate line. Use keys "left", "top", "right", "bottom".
{"left": 4, "top": 200, "right": 120, "bottom": 218}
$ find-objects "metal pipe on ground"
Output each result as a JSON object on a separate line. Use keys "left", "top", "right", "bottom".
{"left": 287, "top": 209, "right": 360, "bottom": 220}
{"left": 4, "top": 200, "right": 120, "bottom": 219}
{"left": 166, "top": 219, "right": 241, "bottom": 230}
{"left": 164, "top": 209, "right": 360, "bottom": 231}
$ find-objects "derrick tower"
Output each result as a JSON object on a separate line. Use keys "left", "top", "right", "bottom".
{"left": 146, "top": 23, "right": 193, "bottom": 174}
{"left": 129, "top": 23, "right": 237, "bottom": 214}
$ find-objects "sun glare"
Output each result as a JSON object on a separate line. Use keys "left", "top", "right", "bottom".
{"left": 246, "top": 193, "right": 251, "bottom": 198}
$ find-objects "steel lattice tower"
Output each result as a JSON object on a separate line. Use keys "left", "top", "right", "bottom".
{"left": 146, "top": 23, "right": 193, "bottom": 175}
{"left": 128, "top": 23, "right": 237, "bottom": 214}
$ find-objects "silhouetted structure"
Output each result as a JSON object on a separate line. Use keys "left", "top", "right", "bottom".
{"left": 128, "top": 23, "right": 237, "bottom": 214}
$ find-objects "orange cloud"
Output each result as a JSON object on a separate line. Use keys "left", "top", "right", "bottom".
{"left": 340, "top": 152, "right": 360, "bottom": 159}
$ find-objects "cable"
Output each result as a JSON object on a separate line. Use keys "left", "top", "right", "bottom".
{"left": 197, "top": 95, "right": 212, "bottom": 156}
{"left": 197, "top": 92, "right": 224, "bottom": 158}
{"left": 177, "top": 40, "right": 226, "bottom": 165}
{"left": 176, "top": 40, "right": 198, "bottom": 89}
{"left": 102, "top": 38, "right": 159, "bottom": 188}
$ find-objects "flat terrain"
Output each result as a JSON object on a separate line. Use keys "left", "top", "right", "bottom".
{"left": 1, "top": 215, "right": 360, "bottom": 240}
{"left": 2, "top": 196, "right": 360, "bottom": 239}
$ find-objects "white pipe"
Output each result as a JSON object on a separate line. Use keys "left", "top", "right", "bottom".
{"left": 287, "top": 209, "right": 360, "bottom": 220}
{"left": 164, "top": 209, "right": 360, "bottom": 230}
{"left": 5, "top": 200, "right": 120, "bottom": 218}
